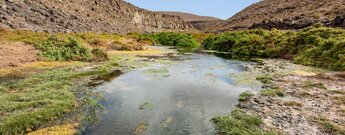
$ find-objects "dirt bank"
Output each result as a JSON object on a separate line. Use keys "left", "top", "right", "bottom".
{"left": 0, "top": 41, "right": 40, "bottom": 68}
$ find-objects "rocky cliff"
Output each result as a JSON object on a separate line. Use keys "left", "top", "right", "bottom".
{"left": 160, "top": 11, "right": 223, "bottom": 31}
{"left": 0, "top": 0, "right": 194, "bottom": 33}
{"left": 211, "top": 0, "right": 345, "bottom": 32}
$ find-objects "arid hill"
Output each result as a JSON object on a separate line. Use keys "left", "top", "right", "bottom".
{"left": 0, "top": 0, "right": 194, "bottom": 33}
{"left": 211, "top": 0, "right": 345, "bottom": 32}
{"left": 159, "top": 11, "right": 220, "bottom": 22}
{"left": 160, "top": 11, "right": 223, "bottom": 31}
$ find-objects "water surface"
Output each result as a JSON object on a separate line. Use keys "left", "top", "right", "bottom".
{"left": 85, "top": 53, "right": 259, "bottom": 135}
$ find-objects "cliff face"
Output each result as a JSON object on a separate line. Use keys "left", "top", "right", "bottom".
{"left": 0, "top": 0, "right": 194, "bottom": 33}
{"left": 159, "top": 11, "right": 224, "bottom": 31}
{"left": 211, "top": 0, "right": 345, "bottom": 32}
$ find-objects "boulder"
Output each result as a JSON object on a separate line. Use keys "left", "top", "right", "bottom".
{"left": 334, "top": 16, "right": 344, "bottom": 26}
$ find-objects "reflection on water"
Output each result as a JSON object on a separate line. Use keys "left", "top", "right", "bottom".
{"left": 85, "top": 54, "right": 260, "bottom": 135}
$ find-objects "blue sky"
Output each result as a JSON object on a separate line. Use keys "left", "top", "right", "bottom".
{"left": 124, "top": 0, "right": 261, "bottom": 20}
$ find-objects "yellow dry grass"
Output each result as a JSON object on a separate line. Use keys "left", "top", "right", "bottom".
{"left": 293, "top": 70, "right": 317, "bottom": 76}
{"left": 109, "top": 47, "right": 165, "bottom": 56}
{"left": 26, "top": 123, "right": 79, "bottom": 135}
{"left": 0, "top": 61, "right": 84, "bottom": 77}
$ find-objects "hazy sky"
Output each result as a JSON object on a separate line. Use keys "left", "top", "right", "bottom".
{"left": 124, "top": 0, "right": 261, "bottom": 20}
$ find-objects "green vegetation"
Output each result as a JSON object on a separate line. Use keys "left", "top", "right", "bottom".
{"left": 318, "top": 118, "right": 345, "bottom": 135}
{"left": 203, "top": 27, "right": 345, "bottom": 70}
{"left": 260, "top": 88, "right": 284, "bottom": 97}
{"left": 133, "top": 122, "right": 148, "bottom": 135}
{"left": 256, "top": 75, "right": 273, "bottom": 84}
{"left": 34, "top": 36, "right": 93, "bottom": 61}
{"left": 213, "top": 109, "right": 276, "bottom": 135}
{"left": 238, "top": 91, "right": 254, "bottom": 102}
{"left": 139, "top": 102, "right": 153, "bottom": 110}
{"left": 137, "top": 32, "right": 200, "bottom": 49}
{"left": 0, "top": 56, "right": 120, "bottom": 134}
{"left": 303, "top": 81, "right": 327, "bottom": 89}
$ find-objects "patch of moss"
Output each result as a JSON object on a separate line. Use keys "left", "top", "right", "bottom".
{"left": 256, "top": 75, "right": 273, "bottom": 84}
{"left": 212, "top": 109, "right": 276, "bottom": 135}
{"left": 139, "top": 102, "right": 153, "bottom": 110}
{"left": 133, "top": 122, "right": 148, "bottom": 135}
{"left": 303, "top": 81, "right": 327, "bottom": 89}
{"left": 260, "top": 88, "right": 284, "bottom": 97}
{"left": 143, "top": 68, "right": 170, "bottom": 77}
{"left": 238, "top": 91, "right": 255, "bottom": 102}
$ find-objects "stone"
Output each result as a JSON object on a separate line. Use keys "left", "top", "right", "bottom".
{"left": 1, "top": 5, "right": 6, "bottom": 10}
{"left": 334, "top": 16, "right": 344, "bottom": 26}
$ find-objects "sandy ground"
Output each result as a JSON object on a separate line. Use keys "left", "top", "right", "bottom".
{"left": 0, "top": 41, "right": 40, "bottom": 68}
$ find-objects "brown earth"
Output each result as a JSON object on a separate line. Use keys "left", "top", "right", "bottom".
{"left": 211, "top": 0, "right": 345, "bottom": 32}
{"left": 160, "top": 11, "right": 224, "bottom": 31}
{"left": 0, "top": 41, "right": 40, "bottom": 68}
{"left": 0, "top": 0, "right": 194, "bottom": 34}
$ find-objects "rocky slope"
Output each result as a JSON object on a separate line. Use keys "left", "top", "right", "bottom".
{"left": 160, "top": 11, "right": 223, "bottom": 31}
{"left": 211, "top": 0, "right": 345, "bottom": 32}
{"left": 0, "top": 0, "right": 194, "bottom": 33}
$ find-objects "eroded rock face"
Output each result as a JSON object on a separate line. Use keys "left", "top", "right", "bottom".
{"left": 0, "top": 0, "right": 194, "bottom": 33}
{"left": 211, "top": 0, "right": 345, "bottom": 32}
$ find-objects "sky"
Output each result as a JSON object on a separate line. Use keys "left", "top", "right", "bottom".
{"left": 124, "top": 0, "right": 261, "bottom": 20}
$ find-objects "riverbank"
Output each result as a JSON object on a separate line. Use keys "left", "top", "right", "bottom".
{"left": 213, "top": 58, "right": 345, "bottom": 135}
{"left": 0, "top": 43, "right": 175, "bottom": 134}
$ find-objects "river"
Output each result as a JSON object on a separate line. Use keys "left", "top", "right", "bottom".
{"left": 84, "top": 52, "right": 261, "bottom": 135}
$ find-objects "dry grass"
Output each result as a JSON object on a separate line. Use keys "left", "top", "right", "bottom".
{"left": 26, "top": 123, "right": 79, "bottom": 135}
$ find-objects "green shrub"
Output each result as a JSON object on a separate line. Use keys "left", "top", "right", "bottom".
{"left": 213, "top": 109, "right": 275, "bottom": 135}
{"left": 91, "top": 48, "right": 109, "bottom": 62}
{"left": 34, "top": 36, "right": 93, "bottom": 61}
{"left": 138, "top": 32, "right": 200, "bottom": 49}
{"left": 238, "top": 91, "right": 254, "bottom": 102}
{"left": 202, "top": 27, "right": 345, "bottom": 71}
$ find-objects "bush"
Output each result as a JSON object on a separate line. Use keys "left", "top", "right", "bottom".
{"left": 34, "top": 36, "right": 93, "bottom": 61}
{"left": 91, "top": 48, "right": 109, "bottom": 62}
{"left": 202, "top": 27, "right": 345, "bottom": 71}
{"left": 138, "top": 32, "right": 200, "bottom": 48}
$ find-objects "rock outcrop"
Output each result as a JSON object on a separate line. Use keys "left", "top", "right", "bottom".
{"left": 160, "top": 11, "right": 223, "bottom": 31}
{"left": 0, "top": 0, "right": 194, "bottom": 33}
{"left": 211, "top": 0, "right": 345, "bottom": 32}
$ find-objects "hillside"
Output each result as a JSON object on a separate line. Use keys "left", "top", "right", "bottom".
{"left": 211, "top": 0, "right": 345, "bottom": 32}
{"left": 0, "top": 0, "right": 194, "bottom": 33}
{"left": 160, "top": 11, "right": 223, "bottom": 31}
{"left": 159, "top": 11, "right": 220, "bottom": 22}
